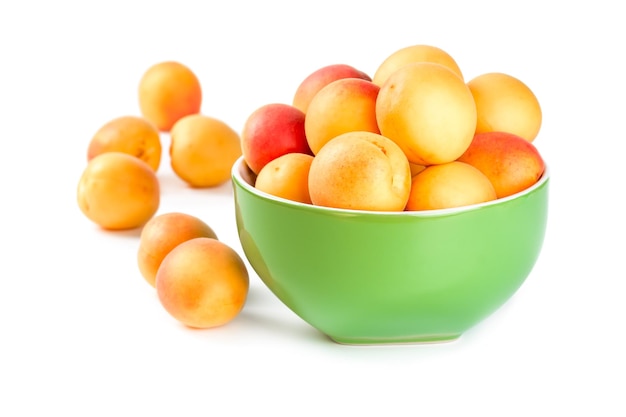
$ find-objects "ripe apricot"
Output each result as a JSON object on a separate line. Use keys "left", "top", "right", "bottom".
{"left": 156, "top": 237, "right": 249, "bottom": 329}
{"left": 241, "top": 103, "right": 311, "bottom": 175}
{"left": 87, "top": 115, "right": 162, "bottom": 171}
{"left": 458, "top": 131, "right": 545, "bottom": 198}
{"left": 467, "top": 72, "right": 542, "bottom": 142}
{"left": 77, "top": 152, "right": 160, "bottom": 230}
{"left": 405, "top": 161, "right": 496, "bottom": 211}
{"left": 376, "top": 62, "right": 477, "bottom": 166}
{"left": 304, "top": 78, "right": 381, "bottom": 154}
{"left": 308, "top": 131, "right": 411, "bottom": 211}
{"left": 292, "top": 63, "right": 371, "bottom": 114}
{"left": 137, "top": 212, "right": 218, "bottom": 287}
{"left": 372, "top": 44, "right": 464, "bottom": 86}
{"left": 138, "top": 61, "right": 202, "bottom": 132}
{"left": 169, "top": 114, "right": 242, "bottom": 187}
{"left": 255, "top": 153, "right": 314, "bottom": 204}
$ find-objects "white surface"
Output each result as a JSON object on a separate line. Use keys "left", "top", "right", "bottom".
{"left": 1, "top": 1, "right": 624, "bottom": 415}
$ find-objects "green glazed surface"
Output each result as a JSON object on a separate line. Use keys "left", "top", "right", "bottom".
{"left": 232, "top": 157, "right": 549, "bottom": 344}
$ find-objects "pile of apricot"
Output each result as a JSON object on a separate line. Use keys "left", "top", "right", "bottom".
{"left": 242, "top": 44, "right": 545, "bottom": 212}
{"left": 76, "top": 61, "right": 248, "bottom": 329}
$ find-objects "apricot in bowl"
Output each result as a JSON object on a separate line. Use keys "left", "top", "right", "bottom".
{"left": 231, "top": 156, "right": 549, "bottom": 345}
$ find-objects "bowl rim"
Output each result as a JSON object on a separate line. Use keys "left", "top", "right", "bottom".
{"left": 231, "top": 155, "right": 550, "bottom": 218}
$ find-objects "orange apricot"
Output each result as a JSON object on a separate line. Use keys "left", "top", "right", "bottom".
{"left": 169, "top": 114, "right": 242, "bottom": 187}
{"left": 87, "top": 115, "right": 162, "bottom": 171}
{"left": 77, "top": 152, "right": 160, "bottom": 230}
{"left": 156, "top": 237, "right": 249, "bottom": 329}
{"left": 467, "top": 72, "right": 542, "bottom": 142}
{"left": 308, "top": 131, "right": 411, "bottom": 211}
{"left": 137, "top": 212, "right": 218, "bottom": 287}
{"left": 372, "top": 44, "right": 464, "bottom": 86}
{"left": 292, "top": 63, "right": 371, "bottom": 114}
{"left": 376, "top": 62, "right": 476, "bottom": 166}
{"left": 254, "top": 153, "right": 314, "bottom": 204}
{"left": 138, "top": 61, "right": 202, "bottom": 132}
{"left": 304, "top": 78, "right": 380, "bottom": 154}
{"left": 406, "top": 161, "right": 496, "bottom": 211}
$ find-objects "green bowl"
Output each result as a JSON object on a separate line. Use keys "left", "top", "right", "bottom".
{"left": 232, "top": 156, "right": 549, "bottom": 345}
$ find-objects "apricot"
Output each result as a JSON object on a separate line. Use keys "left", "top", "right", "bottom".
{"left": 372, "top": 44, "right": 464, "bottom": 86}
{"left": 77, "top": 152, "right": 160, "bottom": 230}
{"left": 467, "top": 72, "right": 542, "bottom": 142}
{"left": 156, "top": 237, "right": 249, "bottom": 329}
{"left": 292, "top": 63, "right": 371, "bottom": 113}
{"left": 304, "top": 78, "right": 381, "bottom": 154}
{"left": 241, "top": 103, "right": 312, "bottom": 175}
{"left": 169, "top": 114, "right": 242, "bottom": 187}
{"left": 87, "top": 115, "right": 162, "bottom": 171}
{"left": 376, "top": 62, "right": 477, "bottom": 166}
{"left": 308, "top": 131, "right": 411, "bottom": 211}
{"left": 137, "top": 212, "right": 218, "bottom": 287}
{"left": 254, "top": 153, "right": 314, "bottom": 204}
{"left": 406, "top": 161, "right": 496, "bottom": 211}
{"left": 138, "top": 61, "right": 202, "bottom": 132}
{"left": 457, "top": 131, "right": 545, "bottom": 198}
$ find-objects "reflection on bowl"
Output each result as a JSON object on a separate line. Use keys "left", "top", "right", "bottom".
{"left": 232, "top": 156, "right": 549, "bottom": 345}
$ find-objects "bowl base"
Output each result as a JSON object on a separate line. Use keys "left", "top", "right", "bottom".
{"left": 329, "top": 333, "right": 461, "bottom": 346}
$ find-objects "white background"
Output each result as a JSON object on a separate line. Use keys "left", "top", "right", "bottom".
{"left": 1, "top": 1, "right": 624, "bottom": 415}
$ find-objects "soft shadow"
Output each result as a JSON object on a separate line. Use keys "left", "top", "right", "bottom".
{"left": 236, "top": 307, "right": 330, "bottom": 344}
{"left": 91, "top": 224, "right": 143, "bottom": 239}
{"left": 157, "top": 171, "right": 234, "bottom": 197}
{"left": 236, "top": 284, "right": 331, "bottom": 344}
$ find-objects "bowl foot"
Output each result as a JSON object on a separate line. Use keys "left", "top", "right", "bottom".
{"left": 329, "top": 333, "right": 461, "bottom": 346}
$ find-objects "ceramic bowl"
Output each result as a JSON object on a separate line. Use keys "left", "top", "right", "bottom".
{"left": 231, "top": 156, "right": 549, "bottom": 345}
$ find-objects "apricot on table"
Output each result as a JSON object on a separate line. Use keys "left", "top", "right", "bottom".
{"left": 77, "top": 152, "right": 160, "bottom": 230}
{"left": 138, "top": 61, "right": 202, "bottom": 132}
{"left": 169, "top": 114, "right": 242, "bottom": 188}
{"left": 87, "top": 115, "right": 162, "bottom": 171}
{"left": 156, "top": 237, "right": 249, "bottom": 329}
{"left": 137, "top": 212, "right": 218, "bottom": 287}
